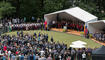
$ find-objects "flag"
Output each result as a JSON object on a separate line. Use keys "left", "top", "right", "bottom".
{"left": 44, "top": 21, "right": 47, "bottom": 28}
{"left": 85, "top": 26, "right": 88, "bottom": 35}
{"left": 84, "top": 25, "right": 88, "bottom": 36}
{"left": 84, "top": 25, "right": 86, "bottom": 35}
{"left": 44, "top": 21, "right": 47, "bottom": 25}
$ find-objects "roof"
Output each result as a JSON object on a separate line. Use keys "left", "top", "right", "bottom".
{"left": 89, "top": 20, "right": 105, "bottom": 24}
{"left": 92, "top": 45, "right": 105, "bottom": 55}
{"left": 44, "top": 7, "right": 98, "bottom": 22}
{"left": 88, "top": 20, "right": 105, "bottom": 33}
{"left": 88, "top": 20, "right": 105, "bottom": 30}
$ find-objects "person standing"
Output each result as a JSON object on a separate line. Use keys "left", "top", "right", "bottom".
{"left": 44, "top": 21, "right": 47, "bottom": 30}
{"left": 82, "top": 52, "right": 86, "bottom": 60}
{"left": 39, "top": 55, "right": 46, "bottom": 60}
{"left": 67, "top": 56, "right": 71, "bottom": 60}
{"left": 35, "top": 54, "right": 39, "bottom": 60}
{"left": 3, "top": 45, "right": 7, "bottom": 52}
{"left": 32, "top": 16, "right": 35, "bottom": 21}
{"left": 47, "top": 55, "right": 52, "bottom": 60}
{"left": 51, "top": 37, "right": 53, "bottom": 43}
{"left": 2, "top": 56, "right": 6, "bottom": 60}
{"left": 12, "top": 55, "right": 16, "bottom": 60}
{"left": 19, "top": 54, "right": 24, "bottom": 60}
{"left": 71, "top": 48, "right": 76, "bottom": 60}
{"left": 24, "top": 17, "right": 26, "bottom": 23}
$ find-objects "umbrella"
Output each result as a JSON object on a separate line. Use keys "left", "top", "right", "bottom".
{"left": 70, "top": 44, "right": 86, "bottom": 48}
{"left": 72, "top": 40, "right": 87, "bottom": 45}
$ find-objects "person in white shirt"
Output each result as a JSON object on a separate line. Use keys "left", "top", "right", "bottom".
{"left": 82, "top": 52, "right": 86, "bottom": 60}
{"left": 39, "top": 55, "right": 46, "bottom": 60}
{"left": 0, "top": 49, "right": 1, "bottom": 54}
{"left": 40, "top": 50, "right": 45, "bottom": 56}
{"left": 8, "top": 50, "right": 11, "bottom": 56}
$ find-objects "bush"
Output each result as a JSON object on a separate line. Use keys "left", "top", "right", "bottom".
{"left": 80, "top": 32, "right": 84, "bottom": 36}
{"left": 63, "top": 29, "right": 66, "bottom": 32}
{"left": 89, "top": 33, "right": 93, "bottom": 38}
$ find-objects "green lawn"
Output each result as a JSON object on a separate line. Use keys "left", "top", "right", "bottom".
{"left": 3, "top": 30, "right": 102, "bottom": 48}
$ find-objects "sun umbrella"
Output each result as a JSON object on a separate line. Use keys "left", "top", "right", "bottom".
{"left": 70, "top": 44, "right": 86, "bottom": 48}
{"left": 72, "top": 40, "right": 87, "bottom": 45}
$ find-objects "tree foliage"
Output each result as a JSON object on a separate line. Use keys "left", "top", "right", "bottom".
{"left": 1, "top": 0, "right": 105, "bottom": 20}
{"left": 0, "top": 1, "right": 15, "bottom": 18}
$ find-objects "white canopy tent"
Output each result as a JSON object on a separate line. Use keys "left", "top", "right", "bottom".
{"left": 72, "top": 40, "right": 87, "bottom": 45}
{"left": 88, "top": 20, "right": 105, "bottom": 33}
{"left": 70, "top": 40, "right": 86, "bottom": 48}
{"left": 70, "top": 44, "right": 86, "bottom": 48}
{"left": 44, "top": 7, "right": 98, "bottom": 30}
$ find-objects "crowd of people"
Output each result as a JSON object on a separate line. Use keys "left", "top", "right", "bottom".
{"left": 0, "top": 31, "right": 93, "bottom": 60}
{"left": 1, "top": 17, "right": 42, "bottom": 24}
{"left": 11, "top": 23, "right": 44, "bottom": 31}
{"left": 51, "top": 21, "right": 84, "bottom": 31}
{"left": 1, "top": 17, "right": 85, "bottom": 32}
{"left": 1, "top": 17, "right": 24, "bottom": 25}
{"left": 0, "top": 17, "right": 45, "bottom": 32}
{"left": 93, "top": 32, "right": 105, "bottom": 43}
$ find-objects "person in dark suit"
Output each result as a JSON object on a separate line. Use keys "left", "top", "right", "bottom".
{"left": 51, "top": 37, "right": 53, "bottom": 42}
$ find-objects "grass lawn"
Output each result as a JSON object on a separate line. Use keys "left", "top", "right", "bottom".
{"left": 3, "top": 30, "right": 102, "bottom": 48}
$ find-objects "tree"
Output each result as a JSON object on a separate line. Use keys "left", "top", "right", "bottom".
{"left": 0, "top": 1, "right": 16, "bottom": 18}
{"left": 1, "top": 0, "right": 105, "bottom": 20}
{"left": 43, "top": 0, "right": 66, "bottom": 14}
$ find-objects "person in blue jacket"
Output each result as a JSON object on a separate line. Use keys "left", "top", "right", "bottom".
{"left": 20, "top": 54, "right": 24, "bottom": 60}
{"left": 2, "top": 56, "right": 6, "bottom": 60}
{"left": 28, "top": 53, "right": 35, "bottom": 60}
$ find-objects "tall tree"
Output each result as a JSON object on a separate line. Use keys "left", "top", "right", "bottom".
{"left": 43, "top": 0, "right": 66, "bottom": 14}
{"left": 0, "top": 1, "right": 16, "bottom": 18}
{"left": 1, "top": 0, "right": 105, "bottom": 20}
